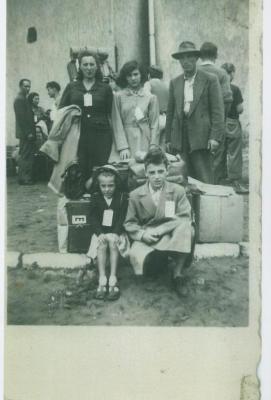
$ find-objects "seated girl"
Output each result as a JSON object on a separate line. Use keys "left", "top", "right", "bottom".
{"left": 87, "top": 165, "right": 129, "bottom": 300}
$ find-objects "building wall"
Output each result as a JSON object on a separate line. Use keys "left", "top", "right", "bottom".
{"left": 6, "top": 0, "right": 149, "bottom": 144}
{"left": 154, "top": 0, "right": 249, "bottom": 127}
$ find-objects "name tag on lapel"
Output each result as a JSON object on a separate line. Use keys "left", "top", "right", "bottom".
{"left": 134, "top": 106, "right": 144, "bottom": 121}
{"left": 165, "top": 201, "right": 175, "bottom": 218}
{"left": 102, "top": 209, "right": 113, "bottom": 226}
{"left": 84, "top": 93, "right": 92, "bottom": 107}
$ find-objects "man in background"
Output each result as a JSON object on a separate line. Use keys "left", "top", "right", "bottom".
{"left": 144, "top": 65, "right": 169, "bottom": 149}
{"left": 221, "top": 63, "right": 248, "bottom": 194}
{"left": 46, "top": 81, "right": 61, "bottom": 125}
{"left": 13, "top": 78, "right": 36, "bottom": 185}
{"left": 199, "top": 42, "right": 233, "bottom": 184}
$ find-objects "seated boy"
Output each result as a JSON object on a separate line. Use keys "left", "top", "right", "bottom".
{"left": 124, "top": 147, "right": 194, "bottom": 297}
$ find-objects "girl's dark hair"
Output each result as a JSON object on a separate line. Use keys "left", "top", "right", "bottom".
{"left": 28, "top": 92, "right": 39, "bottom": 105}
{"left": 144, "top": 145, "right": 168, "bottom": 168}
{"left": 90, "top": 165, "right": 124, "bottom": 193}
{"left": 116, "top": 60, "right": 146, "bottom": 88}
{"left": 77, "top": 50, "right": 103, "bottom": 81}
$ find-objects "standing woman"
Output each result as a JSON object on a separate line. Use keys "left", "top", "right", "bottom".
{"left": 28, "top": 92, "right": 48, "bottom": 124}
{"left": 111, "top": 60, "right": 159, "bottom": 161}
{"left": 59, "top": 50, "right": 113, "bottom": 182}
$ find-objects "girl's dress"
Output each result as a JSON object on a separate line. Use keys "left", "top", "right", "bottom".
{"left": 87, "top": 190, "right": 130, "bottom": 259}
{"left": 110, "top": 87, "right": 159, "bottom": 162}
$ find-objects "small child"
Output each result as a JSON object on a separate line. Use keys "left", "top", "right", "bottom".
{"left": 87, "top": 165, "right": 129, "bottom": 301}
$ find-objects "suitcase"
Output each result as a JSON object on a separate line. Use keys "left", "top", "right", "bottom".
{"left": 66, "top": 199, "right": 92, "bottom": 253}
{"left": 193, "top": 193, "right": 244, "bottom": 243}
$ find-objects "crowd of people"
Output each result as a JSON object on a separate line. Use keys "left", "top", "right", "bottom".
{"left": 12, "top": 40, "right": 248, "bottom": 300}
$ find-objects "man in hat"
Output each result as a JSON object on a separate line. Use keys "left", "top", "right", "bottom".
{"left": 144, "top": 65, "right": 169, "bottom": 148}
{"left": 199, "top": 42, "right": 233, "bottom": 184}
{"left": 165, "top": 41, "right": 225, "bottom": 183}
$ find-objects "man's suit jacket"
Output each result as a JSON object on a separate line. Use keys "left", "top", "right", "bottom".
{"left": 13, "top": 93, "right": 35, "bottom": 140}
{"left": 165, "top": 69, "right": 225, "bottom": 153}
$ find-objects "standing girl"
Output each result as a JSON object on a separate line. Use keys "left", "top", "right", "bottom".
{"left": 111, "top": 60, "right": 159, "bottom": 161}
{"left": 59, "top": 50, "right": 113, "bottom": 183}
{"left": 87, "top": 165, "right": 129, "bottom": 300}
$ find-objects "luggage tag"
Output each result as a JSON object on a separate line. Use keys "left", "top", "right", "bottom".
{"left": 134, "top": 106, "right": 144, "bottom": 121}
{"left": 84, "top": 93, "right": 93, "bottom": 107}
{"left": 102, "top": 209, "right": 113, "bottom": 226}
{"left": 165, "top": 201, "right": 175, "bottom": 218}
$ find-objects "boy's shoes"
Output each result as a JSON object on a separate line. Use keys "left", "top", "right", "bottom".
{"left": 172, "top": 275, "right": 189, "bottom": 298}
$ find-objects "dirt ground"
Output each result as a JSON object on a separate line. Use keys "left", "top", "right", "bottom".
{"left": 6, "top": 175, "right": 249, "bottom": 326}
{"left": 7, "top": 256, "right": 248, "bottom": 326}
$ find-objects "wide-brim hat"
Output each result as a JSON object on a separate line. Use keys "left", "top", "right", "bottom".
{"left": 172, "top": 41, "right": 200, "bottom": 59}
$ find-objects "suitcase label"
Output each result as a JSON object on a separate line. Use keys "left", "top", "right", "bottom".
{"left": 72, "top": 215, "right": 87, "bottom": 225}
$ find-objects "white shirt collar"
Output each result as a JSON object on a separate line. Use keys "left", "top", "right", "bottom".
{"left": 184, "top": 70, "right": 197, "bottom": 82}
{"left": 149, "top": 183, "right": 163, "bottom": 195}
{"left": 104, "top": 196, "right": 113, "bottom": 206}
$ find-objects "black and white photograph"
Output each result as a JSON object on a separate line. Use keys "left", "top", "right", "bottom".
{"left": 4, "top": 0, "right": 263, "bottom": 398}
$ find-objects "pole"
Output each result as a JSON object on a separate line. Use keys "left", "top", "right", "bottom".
{"left": 148, "top": 0, "right": 156, "bottom": 65}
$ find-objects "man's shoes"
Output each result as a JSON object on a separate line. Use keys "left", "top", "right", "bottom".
{"left": 18, "top": 180, "right": 34, "bottom": 186}
{"left": 232, "top": 181, "right": 249, "bottom": 194}
{"left": 172, "top": 275, "right": 189, "bottom": 298}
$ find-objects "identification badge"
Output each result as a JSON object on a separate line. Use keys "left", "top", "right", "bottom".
{"left": 84, "top": 93, "right": 92, "bottom": 107}
{"left": 34, "top": 115, "right": 38, "bottom": 123}
{"left": 134, "top": 106, "right": 144, "bottom": 121}
{"left": 165, "top": 201, "right": 175, "bottom": 218}
{"left": 102, "top": 209, "right": 113, "bottom": 226}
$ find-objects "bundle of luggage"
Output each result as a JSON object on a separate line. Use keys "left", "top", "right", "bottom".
{"left": 57, "top": 154, "right": 244, "bottom": 253}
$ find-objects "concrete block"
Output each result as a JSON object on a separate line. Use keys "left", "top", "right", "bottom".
{"left": 6, "top": 251, "right": 21, "bottom": 268}
{"left": 22, "top": 253, "right": 89, "bottom": 269}
{"left": 239, "top": 242, "right": 249, "bottom": 257}
{"left": 194, "top": 243, "right": 240, "bottom": 259}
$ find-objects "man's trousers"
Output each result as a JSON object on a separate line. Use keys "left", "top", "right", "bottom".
{"left": 18, "top": 138, "right": 36, "bottom": 183}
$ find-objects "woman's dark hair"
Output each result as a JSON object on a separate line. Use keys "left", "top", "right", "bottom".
{"left": 116, "top": 60, "right": 146, "bottom": 88}
{"left": 144, "top": 146, "right": 168, "bottom": 169}
{"left": 77, "top": 50, "right": 103, "bottom": 81}
{"left": 28, "top": 92, "right": 39, "bottom": 105}
{"left": 90, "top": 165, "right": 124, "bottom": 193}
{"left": 221, "top": 62, "right": 235, "bottom": 74}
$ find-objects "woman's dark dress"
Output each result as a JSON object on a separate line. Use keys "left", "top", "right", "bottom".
{"left": 59, "top": 80, "right": 113, "bottom": 180}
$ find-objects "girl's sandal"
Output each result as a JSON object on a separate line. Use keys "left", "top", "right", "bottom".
{"left": 94, "top": 285, "right": 107, "bottom": 300}
{"left": 107, "top": 285, "right": 120, "bottom": 301}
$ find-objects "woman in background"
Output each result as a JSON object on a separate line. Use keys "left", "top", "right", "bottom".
{"left": 59, "top": 50, "right": 113, "bottom": 183}
{"left": 28, "top": 92, "right": 48, "bottom": 124}
{"left": 111, "top": 60, "right": 159, "bottom": 161}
